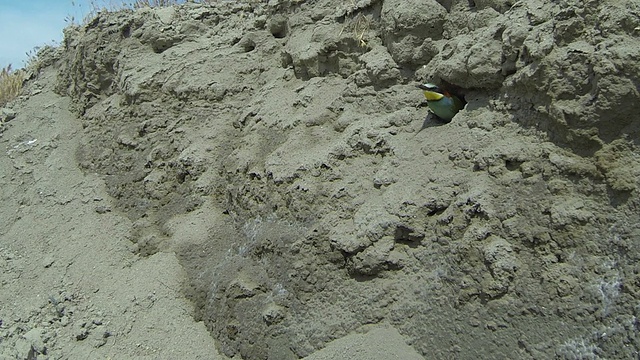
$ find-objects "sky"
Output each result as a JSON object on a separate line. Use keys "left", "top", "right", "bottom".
{"left": 0, "top": 0, "right": 190, "bottom": 70}
{"left": 0, "top": 0, "right": 86, "bottom": 69}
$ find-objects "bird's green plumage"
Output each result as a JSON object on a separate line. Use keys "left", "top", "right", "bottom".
{"left": 417, "top": 83, "right": 465, "bottom": 122}
{"left": 427, "top": 95, "right": 465, "bottom": 122}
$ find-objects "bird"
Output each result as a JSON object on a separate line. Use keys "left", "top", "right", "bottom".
{"left": 417, "top": 83, "right": 465, "bottom": 122}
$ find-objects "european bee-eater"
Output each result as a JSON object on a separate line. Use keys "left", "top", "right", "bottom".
{"left": 417, "top": 83, "right": 465, "bottom": 122}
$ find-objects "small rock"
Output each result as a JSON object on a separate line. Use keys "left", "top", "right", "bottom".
{"left": 92, "top": 336, "right": 107, "bottom": 348}
{"left": 227, "top": 274, "right": 262, "bottom": 299}
{"left": 42, "top": 256, "right": 55, "bottom": 268}
{"left": 254, "top": 15, "right": 267, "bottom": 29}
{"left": 95, "top": 205, "right": 111, "bottom": 214}
{"left": 23, "top": 328, "right": 46, "bottom": 354}
{"left": 117, "top": 133, "right": 138, "bottom": 148}
{"left": 262, "top": 304, "right": 285, "bottom": 325}
{"left": 1, "top": 108, "right": 16, "bottom": 122}
{"left": 350, "top": 237, "right": 395, "bottom": 275}
{"left": 74, "top": 323, "right": 89, "bottom": 341}
{"left": 15, "top": 338, "right": 35, "bottom": 359}
{"left": 154, "top": 7, "right": 176, "bottom": 25}
{"left": 330, "top": 234, "right": 370, "bottom": 254}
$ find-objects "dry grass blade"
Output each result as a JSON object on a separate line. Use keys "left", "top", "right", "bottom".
{"left": 0, "top": 65, "right": 25, "bottom": 107}
{"left": 339, "top": 0, "right": 371, "bottom": 48}
{"left": 352, "top": 13, "right": 370, "bottom": 47}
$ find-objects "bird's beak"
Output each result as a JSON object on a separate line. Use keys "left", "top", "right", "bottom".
{"left": 416, "top": 84, "right": 429, "bottom": 90}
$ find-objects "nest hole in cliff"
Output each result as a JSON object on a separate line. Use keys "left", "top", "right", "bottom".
{"left": 238, "top": 36, "right": 256, "bottom": 52}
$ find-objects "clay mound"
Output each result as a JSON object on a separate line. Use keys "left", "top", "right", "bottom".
{"left": 2, "top": 0, "right": 640, "bottom": 358}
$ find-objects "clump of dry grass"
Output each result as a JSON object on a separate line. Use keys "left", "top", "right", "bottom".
{"left": 0, "top": 65, "right": 24, "bottom": 107}
{"left": 70, "top": 0, "right": 187, "bottom": 24}
{"left": 131, "top": 0, "right": 223, "bottom": 8}
{"left": 351, "top": 13, "right": 371, "bottom": 47}
{"left": 340, "top": 0, "right": 372, "bottom": 47}
{"left": 131, "top": 0, "right": 178, "bottom": 9}
{"left": 86, "top": 0, "right": 189, "bottom": 13}
{"left": 131, "top": 0, "right": 181, "bottom": 8}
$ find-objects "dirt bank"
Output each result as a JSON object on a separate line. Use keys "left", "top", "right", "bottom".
{"left": 2, "top": 0, "right": 640, "bottom": 358}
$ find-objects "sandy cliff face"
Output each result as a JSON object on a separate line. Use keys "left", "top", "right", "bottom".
{"left": 3, "top": 0, "right": 640, "bottom": 358}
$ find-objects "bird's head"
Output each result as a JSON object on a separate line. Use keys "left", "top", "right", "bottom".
{"left": 416, "top": 83, "right": 448, "bottom": 101}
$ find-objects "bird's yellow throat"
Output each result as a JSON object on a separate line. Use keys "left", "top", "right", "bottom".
{"left": 423, "top": 90, "right": 444, "bottom": 101}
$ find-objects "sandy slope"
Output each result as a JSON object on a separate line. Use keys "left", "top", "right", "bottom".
{"left": 0, "top": 66, "right": 219, "bottom": 359}
{"left": 2, "top": 0, "right": 640, "bottom": 359}
{"left": 0, "top": 68, "right": 420, "bottom": 359}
